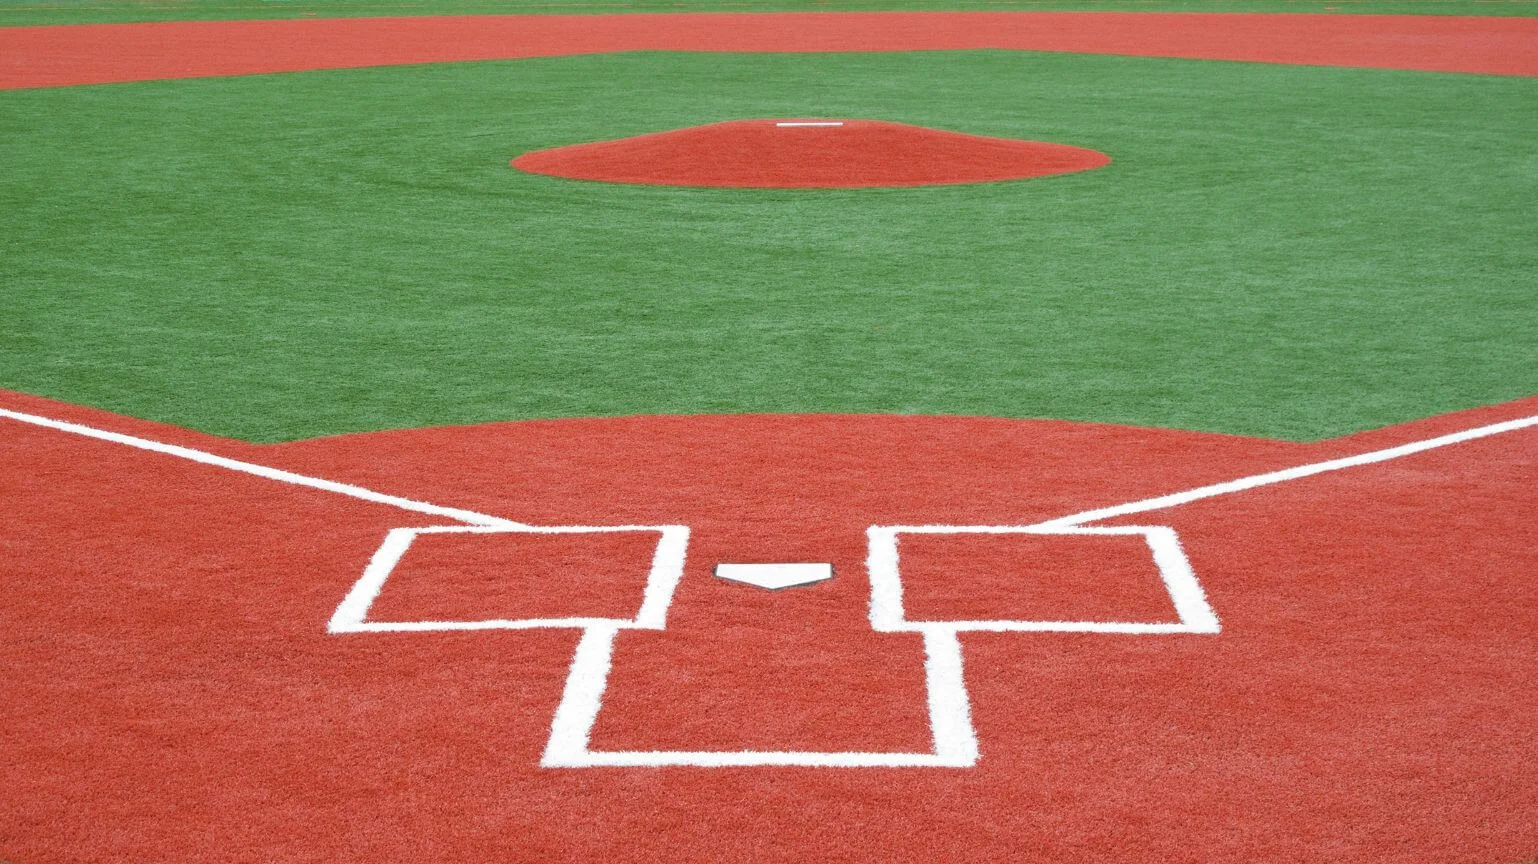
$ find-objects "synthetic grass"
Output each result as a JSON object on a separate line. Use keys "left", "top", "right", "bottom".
{"left": 3, "top": 0, "right": 1537, "bottom": 26}
{"left": 2, "top": 50, "right": 1536, "bottom": 442}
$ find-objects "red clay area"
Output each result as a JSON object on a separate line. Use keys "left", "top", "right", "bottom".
{"left": 512, "top": 119, "right": 1110, "bottom": 188}
{"left": 3, "top": 388, "right": 1537, "bottom": 863}
{"left": 4, "top": 12, "right": 1538, "bottom": 91}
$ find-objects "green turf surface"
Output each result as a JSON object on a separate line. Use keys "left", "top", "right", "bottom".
{"left": 2, "top": 0, "right": 1536, "bottom": 25}
{"left": 3, "top": 50, "right": 1536, "bottom": 442}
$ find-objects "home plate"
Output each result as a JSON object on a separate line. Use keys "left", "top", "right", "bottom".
{"left": 714, "top": 562, "right": 833, "bottom": 590}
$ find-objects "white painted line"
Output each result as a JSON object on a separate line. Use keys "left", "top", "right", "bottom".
{"left": 1039, "top": 412, "right": 1538, "bottom": 529}
{"left": 548, "top": 625, "right": 973, "bottom": 768}
{"left": 555, "top": 749, "right": 971, "bottom": 768}
{"left": 539, "top": 623, "right": 970, "bottom": 769}
{"left": 339, "top": 617, "right": 651, "bottom": 633}
{"left": 866, "top": 526, "right": 907, "bottom": 633}
{"left": 874, "top": 524, "right": 1166, "bottom": 536}
{"left": 942, "top": 620, "right": 1208, "bottom": 634}
{"left": 776, "top": 121, "right": 844, "bottom": 127}
{"left": 16, "top": 399, "right": 1534, "bottom": 772}
{"left": 5, "top": 402, "right": 969, "bottom": 770}
{"left": 546, "top": 624, "right": 979, "bottom": 769}
{"left": 371, "top": 406, "right": 1538, "bottom": 769}
{"left": 866, "top": 523, "right": 1216, "bottom": 635}
{"left": 635, "top": 526, "right": 691, "bottom": 628}
{"left": 542, "top": 624, "right": 621, "bottom": 768}
{"left": 328, "top": 527, "right": 417, "bottom": 632}
{"left": 715, "top": 562, "right": 833, "bottom": 590}
{"left": 1143, "top": 525, "right": 1219, "bottom": 633}
{"left": 0, "top": 406, "right": 520, "bottom": 528}
{"left": 327, "top": 523, "right": 689, "bottom": 634}
{"left": 922, "top": 629, "right": 979, "bottom": 766}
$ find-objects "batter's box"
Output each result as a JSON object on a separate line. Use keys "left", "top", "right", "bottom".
{"left": 329, "top": 524, "right": 689, "bottom": 633}
{"left": 866, "top": 525, "right": 1220, "bottom": 634}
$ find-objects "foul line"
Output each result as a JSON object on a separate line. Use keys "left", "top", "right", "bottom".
{"left": 8, "top": 400, "right": 1535, "bottom": 770}
{"left": 5, "top": 403, "right": 1533, "bottom": 535}
{"left": 0, "top": 406, "right": 522, "bottom": 528}
{"left": 5, "top": 404, "right": 1534, "bottom": 536}
{"left": 1038, "top": 412, "right": 1538, "bottom": 529}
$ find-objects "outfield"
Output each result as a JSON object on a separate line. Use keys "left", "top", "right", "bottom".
{"left": 2, "top": 4, "right": 1536, "bottom": 863}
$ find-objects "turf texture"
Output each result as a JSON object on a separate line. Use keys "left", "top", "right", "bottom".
{"left": 4, "top": 392, "right": 1537, "bottom": 863}
{"left": 2, "top": 50, "right": 1536, "bottom": 442}
{"left": 3, "top": 0, "right": 1537, "bottom": 26}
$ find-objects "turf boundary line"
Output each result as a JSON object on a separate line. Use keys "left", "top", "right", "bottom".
{"left": 0, "top": 406, "right": 521, "bottom": 528}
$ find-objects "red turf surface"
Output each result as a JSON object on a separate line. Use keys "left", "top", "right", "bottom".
{"left": 374, "top": 530, "right": 659, "bottom": 622}
{"left": 2, "top": 388, "right": 1536, "bottom": 863}
{"left": 4, "top": 11, "right": 1538, "bottom": 91}
{"left": 511, "top": 119, "right": 1110, "bottom": 188}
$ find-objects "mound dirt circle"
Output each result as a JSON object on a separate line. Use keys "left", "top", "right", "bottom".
{"left": 510, "top": 119, "right": 1110, "bottom": 188}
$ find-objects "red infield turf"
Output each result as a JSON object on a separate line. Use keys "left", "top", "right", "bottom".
{"left": 4, "top": 11, "right": 1538, "bottom": 91}
{"left": 511, "top": 119, "right": 1110, "bottom": 188}
{"left": 3, "top": 389, "right": 1536, "bottom": 862}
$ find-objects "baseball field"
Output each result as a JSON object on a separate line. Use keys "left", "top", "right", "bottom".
{"left": 2, "top": 2, "right": 1536, "bottom": 861}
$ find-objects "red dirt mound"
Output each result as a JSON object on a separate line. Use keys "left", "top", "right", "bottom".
{"left": 510, "top": 119, "right": 1110, "bottom": 188}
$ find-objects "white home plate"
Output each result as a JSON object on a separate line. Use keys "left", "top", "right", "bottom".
{"left": 714, "top": 563, "right": 834, "bottom": 590}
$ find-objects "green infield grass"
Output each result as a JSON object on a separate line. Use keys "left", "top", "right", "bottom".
{"left": 3, "top": 50, "right": 1536, "bottom": 442}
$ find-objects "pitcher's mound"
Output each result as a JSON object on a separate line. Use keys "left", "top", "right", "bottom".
{"left": 511, "top": 119, "right": 1110, "bottom": 188}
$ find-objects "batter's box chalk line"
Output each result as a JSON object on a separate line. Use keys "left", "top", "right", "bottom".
{"left": 327, "top": 524, "right": 690, "bottom": 634}
{"left": 3, "top": 404, "right": 1537, "bottom": 769}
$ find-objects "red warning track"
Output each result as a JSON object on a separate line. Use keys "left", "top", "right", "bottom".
{"left": 2, "top": 388, "right": 1537, "bottom": 863}
{"left": 4, "top": 11, "right": 1538, "bottom": 91}
{"left": 512, "top": 119, "right": 1111, "bottom": 188}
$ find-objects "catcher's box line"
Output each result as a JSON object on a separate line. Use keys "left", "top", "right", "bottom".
{"left": 541, "top": 624, "right": 979, "bottom": 769}
{"left": 535, "top": 522, "right": 1210, "bottom": 769}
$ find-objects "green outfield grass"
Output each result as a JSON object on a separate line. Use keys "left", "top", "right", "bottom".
{"left": 1, "top": 0, "right": 1536, "bottom": 25}
{"left": 3, "top": 50, "right": 1536, "bottom": 442}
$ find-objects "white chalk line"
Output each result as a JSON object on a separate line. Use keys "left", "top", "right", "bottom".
{"left": 12, "top": 401, "right": 1527, "bottom": 544}
{"left": 1037, "top": 412, "right": 1538, "bottom": 529}
{"left": 863, "top": 409, "right": 1538, "bottom": 648}
{"left": 0, "top": 406, "right": 522, "bottom": 528}
{"left": 328, "top": 523, "right": 689, "bottom": 634}
{"left": 541, "top": 625, "right": 976, "bottom": 768}
{"left": 8, "top": 402, "right": 1535, "bottom": 769}
{"left": 866, "top": 524, "right": 1219, "bottom": 636}
{"left": 328, "top": 522, "right": 972, "bottom": 769}
{"left": 842, "top": 408, "right": 1538, "bottom": 770}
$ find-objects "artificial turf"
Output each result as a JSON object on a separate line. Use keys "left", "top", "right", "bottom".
{"left": 3, "top": 49, "right": 1536, "bottom": 442}
{"left": 2, "top": 0, "right": 1537, "bottom": 26}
